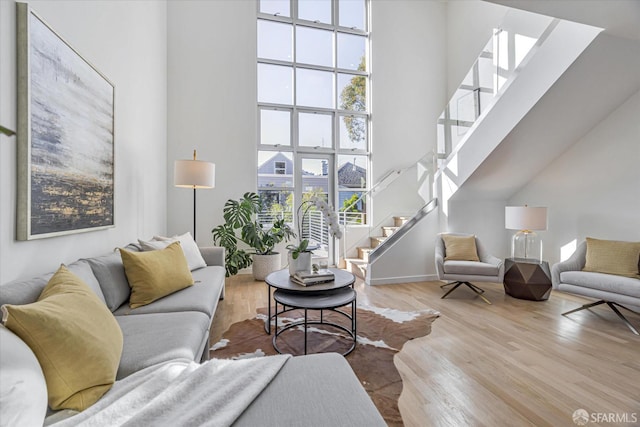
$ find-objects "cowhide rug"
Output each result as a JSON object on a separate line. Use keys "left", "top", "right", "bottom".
{"left": 210, "top": 304, "right": 439, "bottom": 426}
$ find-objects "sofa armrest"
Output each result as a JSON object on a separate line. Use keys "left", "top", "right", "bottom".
{"left": 551, "top": 241, "right": 586, "bottom": 288}
{"left": 199, "top": 246, "right": 225, "bottom": 267}
{"left": 475, "top": 238, "right": 505, "bottom": 280}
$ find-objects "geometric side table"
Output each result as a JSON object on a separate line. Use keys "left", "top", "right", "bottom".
{"left": 503, "top": 258, "right": 552, "bottom": 301}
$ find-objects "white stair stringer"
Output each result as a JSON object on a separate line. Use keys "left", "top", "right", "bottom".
{"left": 435, "top": 19, "right": 603, "bottom": 212}
{"left": 365, "top": 199, "right": 439, "bottom": 286}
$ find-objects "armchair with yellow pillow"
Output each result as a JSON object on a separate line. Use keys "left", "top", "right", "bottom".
{"left": 435, "top": 233, "right": 505, "bottom": 305}
{"left": 551, "top": 237, "right": 640, "bottom": 335}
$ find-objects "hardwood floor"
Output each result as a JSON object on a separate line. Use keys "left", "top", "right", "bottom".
{"left": 210, "top": 274, "right": 640, "bottom": 427}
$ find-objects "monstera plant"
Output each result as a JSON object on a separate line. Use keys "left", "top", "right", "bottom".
{"left": 212, "top": 192, "right": 295, "bottom": 278}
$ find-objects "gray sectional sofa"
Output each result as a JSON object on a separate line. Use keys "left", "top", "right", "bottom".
{"left": 0, "top": 243, "right": 386, "bottom": 425}
{"left": 0, "top": 243, "right": 226, "bottom": 379}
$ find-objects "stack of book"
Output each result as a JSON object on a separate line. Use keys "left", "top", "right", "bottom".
{"left": 291, "top": 270, "right": 335, "bottom": 286}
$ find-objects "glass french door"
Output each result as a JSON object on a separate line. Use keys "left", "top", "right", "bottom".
{"left": 295, "top": 154, "right": 335, "bottom": 266}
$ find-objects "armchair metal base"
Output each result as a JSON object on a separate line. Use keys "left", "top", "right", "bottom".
{"left": 562, "top": 300, "right": 639, "bottom": 335}
{"left": 441, "top": 281, "right": 492, "bottom": 305}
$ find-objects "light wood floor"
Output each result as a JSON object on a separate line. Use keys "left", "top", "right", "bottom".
{"left": 211, "top": 274, "right": 640, "bottom": 427}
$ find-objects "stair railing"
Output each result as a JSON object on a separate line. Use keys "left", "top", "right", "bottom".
{"left": 338, "top": 168, "right": 404, "bottom": 226}
{"left": 367, "top": 198, "right": 438, "bottom": 265}
{"left": 340, "top": 151, "right": 436, "bottom": 263}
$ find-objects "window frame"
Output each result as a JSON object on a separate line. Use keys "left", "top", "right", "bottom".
{"left": 257, "top": 0, "right": 371, "bottom": 229}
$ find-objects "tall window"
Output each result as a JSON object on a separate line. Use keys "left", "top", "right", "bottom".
{"left": 257, "top": 0, "right": 370, "bottom": 230}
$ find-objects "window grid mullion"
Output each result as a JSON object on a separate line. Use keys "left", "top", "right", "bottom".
{"left": 258, "top": 0, "right": 370, "bottom": 227}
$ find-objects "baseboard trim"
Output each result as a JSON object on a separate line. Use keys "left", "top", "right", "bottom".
{"left": 366, "top": 274, "right": 439, "bottom": 286}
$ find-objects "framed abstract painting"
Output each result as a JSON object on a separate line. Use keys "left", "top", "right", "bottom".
{"left": 16, "top": 3, "right": 115, "bottom": 240}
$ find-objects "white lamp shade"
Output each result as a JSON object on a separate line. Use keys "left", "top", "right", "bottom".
{"left": 174, "top": 160, "right": 215, "bottom": 189}
{"left": 505, "top": 206, "right": 547, "bottom": 231}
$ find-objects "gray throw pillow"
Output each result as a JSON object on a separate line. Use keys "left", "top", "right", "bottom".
{"left": 87, "top": 249, "right": 134, "bottom": 312}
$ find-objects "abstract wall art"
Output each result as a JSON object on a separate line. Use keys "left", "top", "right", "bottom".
{"left": 17, "top": 3, "right": 115, "bottom": 240}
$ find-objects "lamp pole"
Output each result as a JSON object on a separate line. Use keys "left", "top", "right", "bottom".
{"left": 193, "top": 186, "right": 197, "bottom": 241}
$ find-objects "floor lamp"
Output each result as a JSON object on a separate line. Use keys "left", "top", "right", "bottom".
{"left": 174, "top": 150, "right": 215, "bottom": 242}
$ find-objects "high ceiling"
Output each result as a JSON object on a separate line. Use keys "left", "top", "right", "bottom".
{"left": 485, "top": 0, "right": 640, "bottom": 41}
{"left": 450, "top": 1, "right": 640, "bottom": 201}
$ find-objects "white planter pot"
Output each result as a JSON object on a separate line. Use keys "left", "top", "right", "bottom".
{"left": 252, "top": 252, "right": 281, "bottom": 281}
{"left": 288, "top": 251, "right": 312, "bottom": 276}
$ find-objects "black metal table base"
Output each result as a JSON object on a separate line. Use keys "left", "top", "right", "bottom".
{"left": 272, "top": 291, "right": 357, "bottom": 356}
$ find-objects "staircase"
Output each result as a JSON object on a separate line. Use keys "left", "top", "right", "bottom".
{"left": 345, "top": 216, "right": 409, "bottom": 279}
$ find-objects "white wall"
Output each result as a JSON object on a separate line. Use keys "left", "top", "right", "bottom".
{"left": 166, "top": 0, "right": 257, "bottom": 247}
{"left": 509, "top": 90, "right": 640, "bottom": 265}
{"left": 446, "top": 0, "right": 508, "bottom": 98}
{"left": 0, "top": 0, "right": 167, "bottom": 284}
{"left": 366, "top": 0, "right": 446, "bottom": 228}
{"left": 425, "top": 0, "right": 510, "bottom": 263}
{"left": 360, "top": 0, "right": 511, "bottom": 283}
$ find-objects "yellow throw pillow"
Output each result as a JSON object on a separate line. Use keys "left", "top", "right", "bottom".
{"left": 583, "top": 237, "right": 640, "bottom": 278}
{"left": 442, "top": 234, "right": 480, "bottom": 261}
{"left": 120, "top": 241, "right": 194, "bottom": 308}
{"left": 1, "top": 265, "right": 123, "bottom": 411}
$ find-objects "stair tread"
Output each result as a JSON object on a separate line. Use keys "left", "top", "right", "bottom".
{"left": 345, "top": 258, "right": 368, "bottom": 264}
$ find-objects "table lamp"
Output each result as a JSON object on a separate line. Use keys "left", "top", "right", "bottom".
{"left": 505, "top": 205, "right": 547, "bottom": 261}
{"left": 174, "top": 150, "right": 215, "bottom": 241}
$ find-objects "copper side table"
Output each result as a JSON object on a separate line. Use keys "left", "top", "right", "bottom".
{"left": 503, "top": 258, "right": 552, "bottom": 301}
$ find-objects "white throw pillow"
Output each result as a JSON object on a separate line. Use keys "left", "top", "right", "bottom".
{"left": 140, "top": 232, "right": 207, "bottom": 271}
{"left": 0, "top": 325, "right": 48, "bottom": 427}
{"left": 138, "top": 238, "right": 172, "bottom": 251}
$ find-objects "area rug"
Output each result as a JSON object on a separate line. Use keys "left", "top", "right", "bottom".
{"left": 210, "top": 304, "right": 439, "bottom": 426}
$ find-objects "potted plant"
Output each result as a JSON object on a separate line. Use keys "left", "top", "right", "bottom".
{"left": 286, "top": 238, "right": 313, "bottom": 276}
{"left": 212, "top": 192, "right": 295, "bottom": 279}
{"left": 286, "top": 195, "right": 343, "bottom": 276}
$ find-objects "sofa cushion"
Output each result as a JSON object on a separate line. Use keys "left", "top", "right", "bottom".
{"left": 88, "top": 248, "right": 136, "bottom": 311}
{"left": 0, "top": 273, "right": 52, "bottom": 307}
{"left": 443, "top": 260, "right": 499, "bottom": 276}
{"left": 560, "top": 271, "right": 640, "bottom": 299}
{"left": 66, "top": 259, "right": 106, "bottom": 304}
{"left": 1, "top": 265, "right": 123, "bottom": 411}
{"left": 442, "top": 234, "right": 480, "bottom": 261}
{"left": 0, "top": 325, "right": 48, "bottom": 427}
{"left": 121, "top": 242, "right": 195, "bottom": 309}
{"left": 0, "top": 261, "right": 104, "bottom": 307}
{"left": 139, "top": 232, "right": 207, "bottom": 271}
{"left": 113, "top": 265, "right": 224, "bottom": 318}
{"left": 234, "top": 353, "right": 386, "bottom": 426}
{"left": 115, "top": 311, "right": 210, "bottom": 380}
{"left": 583, "top": 237, "right": 640, "bottom": 278}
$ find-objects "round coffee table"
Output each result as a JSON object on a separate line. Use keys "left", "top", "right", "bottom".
{"left": 263, "top": 268, "right": 356, "bottom": 334}
{"left": 272, "top": 287, "right": 357, "bottom": 356}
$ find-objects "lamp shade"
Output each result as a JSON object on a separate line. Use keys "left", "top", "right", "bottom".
{"left": 505, "top": 206, "right": 547, "bottom": 231}
{"left": 174, "top": 160, "right": 215, "bottom": 189}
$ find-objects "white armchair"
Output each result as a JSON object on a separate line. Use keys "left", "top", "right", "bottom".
{"left": 435, "top": 233, "right": 504, "bottom": 305}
